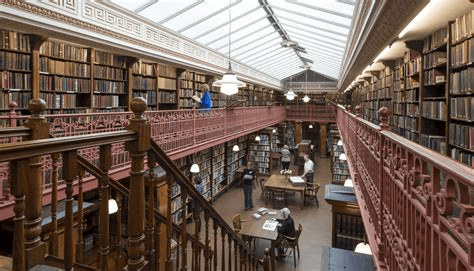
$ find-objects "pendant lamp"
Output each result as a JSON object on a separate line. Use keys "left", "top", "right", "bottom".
{"left": 212, "top": 0, "right": 245, "bottom": 95}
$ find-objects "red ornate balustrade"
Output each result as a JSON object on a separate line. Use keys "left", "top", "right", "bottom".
{"left": 0, "top": 103, "right": 334, "bottom": 218}
{"left": 335, "top": 104, "right": 474, "bottom": 271}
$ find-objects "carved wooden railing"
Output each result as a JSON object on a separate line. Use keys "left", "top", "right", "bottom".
{"left": 0, "top": 98, "right": 266, "bottom": 271}
{"left": 335, "top": 104, "right": 474, "bottom": 271}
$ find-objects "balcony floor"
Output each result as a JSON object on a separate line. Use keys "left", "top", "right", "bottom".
{"left": 212, "top": 154, "right": 333, "bottom": 270}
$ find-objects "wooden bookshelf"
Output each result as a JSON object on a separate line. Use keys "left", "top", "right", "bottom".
{"left": 225, "top": 136, "right": 247, "bottom": 187}
{"left": 131, "top": 60, "right": 158, "bottom": 111}
{"left": 248, "top": 129, "right": 272, "bottom": 175}
{"left": 447, "top": 11, "right": 474, "bottom": 167}
{"left": 157, "top": 63, "right": 177, "bottom": 110}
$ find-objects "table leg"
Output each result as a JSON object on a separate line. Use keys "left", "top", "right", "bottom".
{"left": 271, "top": 240, "right": 275, "bottom": 271}
{"left": 300, "top": 191, "right": 304, "bottom": 209}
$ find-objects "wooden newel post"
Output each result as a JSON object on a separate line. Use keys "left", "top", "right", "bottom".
{"left": 378, "top": 107, "right": 390, "bottom": 130}
{"left": 23, "top": 99, "right": 48, "bottom": 269}
{"left": 355, "top": 105, "right": 361, "bottom": 118}
{"left": 125, "top": 97, "right": 150, "bottom": 271}
{"left": 62, "top": 150, "right": 78, "bottom": 270}
{"left": 99, "top": 144, "right": 112, "bottom": 271}
{"left": 8, "top": 102, "right": 18, "bottom": 128}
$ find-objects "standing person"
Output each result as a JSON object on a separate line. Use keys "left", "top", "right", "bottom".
{"left": 242, "top": 163, "right": 255, "bottom": 210}
{"left": 200, "top": 84, "right": 211, "bottom": 113}
{"left": 276, "top": 207, "right": 295, "bottom": 259}
{"left": 281, "top": 145, "right": 291, "bottom": 171}
{"left": 301, "top": 154, "right": 314, "bottom": 184}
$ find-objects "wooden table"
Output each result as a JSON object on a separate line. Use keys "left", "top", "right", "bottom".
{"left": 239, "top": 209, "right": 282, "bottom": 271}
{"left": 264, "top": 174, "right": 306, "bottom": 209}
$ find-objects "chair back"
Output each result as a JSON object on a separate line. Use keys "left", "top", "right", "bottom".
{"left": 259, "top": 178, "right": 266, "bottom": 191}
{"left": 295, "top": 223, "right": 303, "bottom": 242}
{"left": 232, "top": 214, "right": 242, "bottom": 233}
{"left": 272, "top": 189, "right": 287, "bottom": 209}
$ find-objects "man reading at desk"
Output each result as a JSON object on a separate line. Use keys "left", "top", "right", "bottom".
{"left": 276, "top": 207, "right": 295, "bottom": 260}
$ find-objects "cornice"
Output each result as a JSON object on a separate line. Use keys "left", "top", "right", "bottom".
{"left": 338, "top": 0, "right": 429, "bottom": 91}
{"left": 0, "top": 0, "right": 282, "bottom": 90}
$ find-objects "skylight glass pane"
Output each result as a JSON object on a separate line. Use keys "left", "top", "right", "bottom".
{"left": 234, "top": 39, "right": 281, "bottom": 61}
{"left": 285, "top": 26, "right": 346, "bottom": 48}
{"left": 232, "top": 32, "right": 280, "bottom": 57}
{"left": 253, "top": 53, "right": 298, "bottom": 71}
{"left": 246, "top": 48, "right": 294, "bottom": 66}
{"left": 110, "top": 0, "right": 151, "bottom": 12}
{"left": 138, "top": 0, "right": 201, "bottom": 24}
{"left": 279, "top": 17, "right": 348, "bottom": 41}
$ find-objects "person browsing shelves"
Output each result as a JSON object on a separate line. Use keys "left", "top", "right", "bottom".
{"left": 301, "top": 154, "right": 314, "bottom": 184}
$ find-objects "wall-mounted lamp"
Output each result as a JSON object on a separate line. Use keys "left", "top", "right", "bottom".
{"left": 339, "top": 153, "right": 347, "bottom": 161}
{"left": 308, "top": 124, "right": 313, "bottom": 129}
{"left": 190, "top": 163, "right": 200, "bottom": 173}
{"left": 337, "top": 140, "right": 343, "bottom": 146}
{"left": 108, "top": 199, "right": 118, "bottom": 214}
{"left": 344, "top": 178, "right": 353, "bottom": 187}
{"left": 255, "top": 136, "right": 261, "bottom": 142}
{"left": 232, "top": 145, "right": 240, "bottom": 152}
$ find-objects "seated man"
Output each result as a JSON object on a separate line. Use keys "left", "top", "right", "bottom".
{"left": 276, "top": 207, "right": 295, "bottom": 259}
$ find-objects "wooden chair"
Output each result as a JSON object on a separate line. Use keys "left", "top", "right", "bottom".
{"left": 232, "top": 213, "right": 246, "bottom": 233}
{"left": 280, "top": 223, "right": 303, "bottom": 267}
{"left": 259, "top": 178, "right": 270, "bottom": 200}
{"left": 232, "top": 213, "right": 254, "bottom": 248}
{"left": 304, "top": 183, "right": 320, "bottom": 207}
{"left": 271, "top": 189, "right": 287, "bottom": 209}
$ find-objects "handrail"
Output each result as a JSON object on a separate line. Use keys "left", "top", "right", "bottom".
{"left": 150, "top": 140, "right": 250, "bottom": 249}
{"left": 335, "top": 104, "right": 474, "bottom": 270}
{"left": 77, "top": 155, "right": 210, "bottom": 251}
{"left": 0, "top": 131, "right": 136, "bottom": 162}
{"left": 0, "top": 127, "right": 30, "bottom": 138}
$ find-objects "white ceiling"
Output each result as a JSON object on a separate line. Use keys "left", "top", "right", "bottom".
{"left": 108, "top": 0, "right": 356, "bottom": 81}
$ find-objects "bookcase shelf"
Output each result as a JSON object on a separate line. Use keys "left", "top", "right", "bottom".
{"left": 249, "top": 130, "right": 271, "bottom": 175}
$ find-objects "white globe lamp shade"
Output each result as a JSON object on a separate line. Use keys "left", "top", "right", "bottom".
{"left": 190, "top": 163, "right": 200, "bottom": 173}
{"left": 213, "top": 65, "right": 245, "bottom": 95}
{"left": 339, "top": 153, "right": 347, "bottom": 161}
{"left": 255, "top": 136, "right": 261, "bottom": 141}
{"left": 232, "top": 145, "right": 240, "bottom": 152}
{"left": 108, "top": 199, "right": 118, "bottom": 214}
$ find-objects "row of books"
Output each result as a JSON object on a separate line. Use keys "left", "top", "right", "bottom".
{"left": 450, "top": 97, "right": 474, "bottom": 121}
{"left": 158, "top": 77, "right": 177, "bottom": 90}
{"left": 423, "top": 51, "right": 447, "bottom": 69}
{"left": 39, "top": 57, "right": 90, "bottom": 77}
{"left": 393, "top": 102, "right": 404, "bottom": 115}
{"left": 248, "top": 145, "right": 270, "bottom": 152}
{"left": 158, "top": 63, "right": 177, "bottom": 78}
{"left": 248, "top": 155, "right": 269, "bottom": 162}
{"left": 0, "top": 91, "right": 31, "bottom": 109}
{"left": 94, "top": 51, "right": 127, "bottom": 68}
{"left": 93, "top": 80, "right": 125, "bottom": 94}
{"left": 179, "top": 88, "right": 194, "bottom": 97}
{"left": 332, "top": 174, "right": 350, "bottom": 182}
{"left": 405, "top": 57, "right": 421, "bottom": 76}
{"left": 393, "top": 80, "right": 404, "bottom": 92}
{"left": 40, "top": 75, "right": 90, "bottom": 93}
{"left": 450, "top": 38, "right": 474, "bottom": 68}
{"left": 422, "top": 101, "right": 446, "bottom": 120}
{"left": 132, "top": 77, "right": 156, "bottom": 90}
{"left": 213, "top": 145, "right": 225, "bottom": 156}
{"left": 159, "top": 91, "right": 177, "bottom": 103}
{"left": 93, "top": 65, "right": 125, "bottom": 81}
{"left": 423, "top": 27, "right": 448, "bottom": 53}
{"left": 405, "top": 88, "right": 419, "bottom": 102}
{"left": 449, "top": 123, "right": 474, "bottom": 151}
{"left": 0, "top": 71, "right": 31, "bottom": 90}
{"left": 423, "top": 69, "right": 445, "bottom": 85}
{"left": 132, "top": 61, "right": 155, "bottom": 76}
{"left": 39, "top": 40, "right": 88, "bottom": 62}
{"left": 403, "top": 130, "right": 419, "bottom": 142}
{"left": 40, "top": 93, "right": 78, "bottom": 109}
{"left": 450, "top": 9, "right": 474, "bottom": 44}
{"left": 179, "top": 99, "right": 195, "bottom": 108}
{"left": 450, "top": 68, "right": 474, "bottom": 95}
{"left": 406, "top": 77, "right": 420, "bottom": 89}
{"left": 0, "top": 51, "right": 30, "bottom": 71}
{"left": 92, "top": 95, "right": 120, "bottom": 108}
{"left": 450, "top": 147, "right": 473, "bottom": 168}
{"left": 334, "top": 213, "right": 365, "bottom": 250}
{"left": 132, "top": 90, "right": 157, "bottom": 105}
{"left": 0, "top": 31, "right": 30, "bottom": 52}
{"left": 420, "top": 135, "right": 447, "bottom": 153}
{"left": 393, "top": 115, "right": 418, "bottom": 131}
{"left": 195, "top": 74, "right": 207, "bottom": 82}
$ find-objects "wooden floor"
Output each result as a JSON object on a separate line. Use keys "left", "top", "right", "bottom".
{"left": 212, "top": 154, "right": 333, "bottom": 270}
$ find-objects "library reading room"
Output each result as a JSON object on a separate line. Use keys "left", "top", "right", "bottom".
{"left": 0, "top": 0, "right": 473, "bottom": 270}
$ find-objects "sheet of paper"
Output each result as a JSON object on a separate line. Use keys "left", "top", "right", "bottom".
{"left": 262, "top": 219, "right": 278, "bottom": 231}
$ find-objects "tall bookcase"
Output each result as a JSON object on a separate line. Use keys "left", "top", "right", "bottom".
{"left": 211, "top": 143, "right": 226, "bottom": 200}
{"left": 448, "top": 13, "right": 474, "bottom": 167}
{"left": 226, "top": 136, "right": 247, "bottom": 187}
{"left": 170, "top": 156, "right": 193, "bottom": 224}
{"left": 0, "top": 31, "right": 32, "bottom": 117}
{"left": 131, "top": 61, "right": 158, "bottom": 111}
{"left": 249, "top": 130, "right": 272, "bottom": 175}
{"left": 194, "top": 148, "right": 213, "bottom": 201}
{"left": 330, "top": 129, "right": 350, "bottom": 184}
{"left": 157, "top": 63, "right": 177, "bottom": 110}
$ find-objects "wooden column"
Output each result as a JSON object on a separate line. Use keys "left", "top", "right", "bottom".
{"left": 99, "top": 144, "right": 112, "bottom": 271}
{"left": 75, "top": 167, "right": 85, "bottom": 263}
{"left": 319, "top": 123, "right": 327, "bottom": 158}
{"left": 295, "top": 122, "right": 302, "bottom": 145}
{"left": 125, "top": 97, "right": 151, "bottom": 270}
{"left": 23, "top": 99, "right": 48, "bottom": 269}
{"left": 62, "top": 150, "right": 77, "bottom": 270}
{"left": 49, "top": 153, "right": 60, "bottom": 257}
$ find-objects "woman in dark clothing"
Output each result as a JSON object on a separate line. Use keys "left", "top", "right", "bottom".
{"left": 242, "top": 163, "right": 255, "bottom": 210}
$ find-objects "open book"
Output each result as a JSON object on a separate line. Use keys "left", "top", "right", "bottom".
{"left": 262, "top": 219, "right": 279, "bottom": 231}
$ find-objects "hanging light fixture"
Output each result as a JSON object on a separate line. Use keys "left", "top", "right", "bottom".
{"left": 337, "top": 140, "right": 343, "bottom": 146}
{"left": 308, "top": 124, "right": 313, "bottom": 129}
{"left": 212, "top": 0, "right": 245, "bottom": 95}
{"left": 255, "top": 135, "right": 261, "bottom": 141}
{"left": 303, "top": 69, "right": 310, "bottom": 103}
{"left": 285, "top": 74, "right": 297, "bottom": 100}
{"left": 272, "top": 128, "right": 276, "bottom": 133}
{"left": 339, "top": 153, "right": 347, "bottom": 161}
{"left": 232, "top": 144, "right": 240, "bottom": 152}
